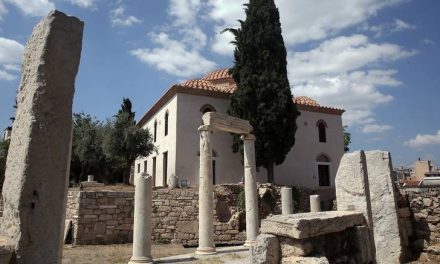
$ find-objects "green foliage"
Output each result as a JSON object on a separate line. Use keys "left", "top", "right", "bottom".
{"left": 226, "top": 0, "right": 300, "bottom": 182}
{"left": 237, "top": 190, "right": 246, "bottom": 211}
{"left": 343, "top": 126, "right": 351, "bottom": 152}
{"left": 103, "top": 98, "right": 155, "bottom": 184}
{"left": 0, "top": 138, "right": 10, "bottom": 192}
{"left": 71, "top": 113, "right": 106, "bottom": 183}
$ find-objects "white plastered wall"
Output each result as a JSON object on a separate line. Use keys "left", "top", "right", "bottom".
{"left": 135, "top": 95, "right": 178, "bottom": 187}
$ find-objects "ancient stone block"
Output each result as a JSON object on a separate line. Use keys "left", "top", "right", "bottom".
{"left": 279, "top": 237, "right": 313, "bottom": 257}
{"left": 365, "top": 151, "right": 403, "bottom": 263}
{"left": 0, "top": 10, "right": 83, "bottom": 264}
{"left": 260, "top": 211, "right": 365, "bottom": 239}
{"left": 251, "top": 234, "right": 280, "bottom": 264}
{"left": 335, "top": 151, "right": 374, "bottom": 230}
{"left": 348, "top": 226, "right": 375, "bottom": 264}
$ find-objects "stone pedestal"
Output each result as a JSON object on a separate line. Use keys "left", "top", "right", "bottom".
{"left": 310, "top": 195, "right": 321, "bottom": 212}
{"left": 196, "top": 125, "right": 216, "bottom": 255}
{"left": 0, "top": 11, "right": 83, "bottom": 264}
{"left": 129, "top": 173, "right": 153, "bottom": 264}
{"left": 241, "top": 134, "right": 259, "bottom": 246}
{"left": 281, "top": 187, "right": 293, "bottom": 215}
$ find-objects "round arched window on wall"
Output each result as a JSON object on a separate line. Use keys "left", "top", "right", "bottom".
{"left": 316, "top": 120, "right": 327, "bottom": 143}
{"left": 200, "top": 104, "right": 216, "bottom": 114}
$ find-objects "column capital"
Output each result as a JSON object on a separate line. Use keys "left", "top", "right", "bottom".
{"left": 241, "top": 133, "right": 256, "bottom": 141}
{"left": 198, "top": 125, "right": 213, "bottom": 132}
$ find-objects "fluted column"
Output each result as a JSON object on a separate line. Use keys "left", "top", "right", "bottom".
{"left": 241, "top": 134, "right": 259, "bottom": 246}
{"left": 196, "top": 125, "right": 216, "bottom": 255}
{"left": 129, "top": 173, "right": 153, "bottom": 264}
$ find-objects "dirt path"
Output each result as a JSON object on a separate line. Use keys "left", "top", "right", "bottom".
{"left": 62, "top": 243, "right": 195, "bottom": 264}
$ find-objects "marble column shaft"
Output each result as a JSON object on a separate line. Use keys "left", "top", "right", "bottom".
{"left": 281, "top": 187, "right": 293, "bottom": 215}
{"left": 241, "top": 134, "right": 259, "bottom": 246}
{"left": 196, "top": 125, "right": 216, "bottom": 255}
{"left": 310, "top": 195, "right": 321, "bottom": 212}
{"left": 129, "top": 173, "right": 153, "bottom": 264}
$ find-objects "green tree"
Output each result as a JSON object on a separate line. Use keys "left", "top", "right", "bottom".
{"left": 70, "top": 113, "right": 107, "bottom": 184}
{"left": 0, "top": 137, "right": 10, "bottom": 192}
{"left": 103, "top": 98, "right": 155, "bottom": 184}
{"left": 343, "top": 126, "right": 351, "bottom": 152}
{"left": 226, "top": 0, "right": 300, "bottom": 183}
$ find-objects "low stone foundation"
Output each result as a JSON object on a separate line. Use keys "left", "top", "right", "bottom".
{"left": 66, "top": 183, "right": 313, "bottom": 245}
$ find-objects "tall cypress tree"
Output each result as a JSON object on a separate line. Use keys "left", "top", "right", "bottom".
{"left": 227, "top": 0, "right": 300, "bottom": 183}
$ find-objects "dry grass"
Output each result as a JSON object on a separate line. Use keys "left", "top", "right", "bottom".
{"left": 62, "top": 243, "right": 194, "bottom": 264}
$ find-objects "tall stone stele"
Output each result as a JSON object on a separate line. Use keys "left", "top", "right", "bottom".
{"left": 0, "top": 10, "right": 83, "bottom": 264}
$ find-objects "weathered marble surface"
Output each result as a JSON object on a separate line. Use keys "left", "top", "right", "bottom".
{"left": 260, "top": 211, "right": 365, "bottom": 239}
{"left": 366, "top": 150, "right": 403, "bottom": 263}
{"left": 202, "top": 112, "right": 252, "bottom": 134}
{"left": 251, "top": 234, "right": 279, "bottom": 264}
{"left": 0, "top": 10, "right": 83, "bottom": 264}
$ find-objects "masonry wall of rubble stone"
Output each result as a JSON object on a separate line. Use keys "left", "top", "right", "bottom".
{"left": 66, "top": 184, "right": 313, "bottom": 245}
{"left": 402, "top": 190, "right": 440, "bottom": 254}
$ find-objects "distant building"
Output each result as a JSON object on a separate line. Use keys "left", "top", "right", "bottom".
{"left": 413, "top": 160, "right": 432, "bottom": 181}
{"left": 135, "top": 68, "right": 345, "bottom": 202}
{"left": 2, "top": 127, "right": 12, "bottom": 141}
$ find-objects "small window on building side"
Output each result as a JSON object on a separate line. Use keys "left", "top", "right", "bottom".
{"left": 317, "top": 120, "right": 327, "bottom": 143}
{"left": 144, "top": 160, "right": 147, "bottom": 173}
{"left": 153, "top": 120, "right": 157, "bottom": 142}
{"left": 316, "top": 153, "right": 331, "bottom": 187}
{"left": 164, "top": 111, "right": 169, "bottom": 136}
{"left": 137, "top": 163, "right": 140, "bottom": 173}
{"left": 200, "top": 104, "right": 216, "bottom": 114}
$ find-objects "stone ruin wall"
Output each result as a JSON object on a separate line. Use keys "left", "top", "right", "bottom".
{"left": 398, "top": 189, "right": 440, "bottom": 257}
{"left": 65, "top": 183, "right": 312, "bottom": 246}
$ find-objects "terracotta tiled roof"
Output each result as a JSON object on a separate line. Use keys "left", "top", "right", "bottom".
{"left": 138, "top": 69, "right": 345, "bottom": 127}
{"left": 293, "top": 96, "right": 319, "bottom": 107}
{"left": 181, "top": 79, "right": 219, "bottom": 91}
{"left": 402, "top": 180, "right": 421, "bottom": 187}
{"left": 202, "top": 68, "right": 232, "bottom": 81}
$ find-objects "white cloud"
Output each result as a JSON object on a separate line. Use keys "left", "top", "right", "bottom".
{"left": 289, "top": 35, "right": 415, "bottom": 83}
{"left": 289, "top": 34, "right": 415, "bottom": 125}
{"left": 110, "top": 6, "right": 141, "bottom": 27}
{"left": 360, "top": 18, "right": 415, "bottom": 38}
{"left": 421, "top": 38, "right": 435, "bottom": 46}
{"left": 405, "top": 130, "right": 440, "bottom": 149}
{"left": 168, "top": 0, "right": 201, "bottom": 26}
{"left": 211, "top": 27, "right": 235, "bottom": 55}
{"left": 0, "top": 37, "right": 23, "bottom": 80}
{"left": 0, "top": 69, "right": 15, "bottom": 80}
{"left": 68, "top": 0, "right": 96, "bottom": 9}
{"left": 362, "top": 124, "right": 393, "bottom": 133}
{"left": 131, "top": 32, "right": 216, "bottom": 78}
{"left": 3, "top": 0, "right": 54, "bottom": 17}
{"left": 0, "top": 37, "right": 24, "bottom": 64}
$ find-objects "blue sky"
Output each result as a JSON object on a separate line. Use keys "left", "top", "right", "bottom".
{"left": 0, "top": 0, "right": 439, "bottom": 167}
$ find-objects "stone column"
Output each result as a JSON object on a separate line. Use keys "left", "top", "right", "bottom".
{"left": 241, "top": 134, "right": 259, "bottom": 246}
{"left": 196, "top": 125, "right": 216, "bottom": 255}
{"left": 0, "top": 11, "right": 83, "bottom": 264}
{"left": 281, "top": 187, "right": 293, "bottom": 215}
{"left": 310, "top": 195, "right": 321, "bottom": 212}
{"left": 129, "top": 173, "right": 153, "bottom": 264}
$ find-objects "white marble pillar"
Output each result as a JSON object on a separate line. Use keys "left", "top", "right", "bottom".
{"left": 196, "top": 125, "right": 216, "bottom": 255}
{"left": 281, "top": 187, "right": 293, "bottom": 215}
{"left": 310, "top": 195, "right": 321, "bottom": 212}
{"left": 241, "top": 134, "right": 259, "bottom": 246}
{"left": 129, "top": 173, "right": 153, "bottom": 264}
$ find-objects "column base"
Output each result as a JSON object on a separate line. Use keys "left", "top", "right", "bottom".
{"left": 128, "top": 256, "right": 154, "bottom": 264}
{"left": 243, "top": 240, "right": 256, "bottom": 247}
{"left": 195, "top": 246, "right": 217, "bottom": 255}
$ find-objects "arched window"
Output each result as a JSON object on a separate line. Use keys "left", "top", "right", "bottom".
{"left": 317, "top": 120, "right": 327, "bottom": 143}
{"left": 316, "top": 153, "right": 330, "bottom": 187}
{"left": 153, "top": 120, "right": 157, "bottom": 142}
{"left": 164, "top": 111, "right": 169, "bottom": 136}
{"left": 200, "top": 104, "right": 216, "bottom": 114}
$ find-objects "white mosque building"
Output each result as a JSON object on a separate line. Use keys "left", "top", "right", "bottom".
{"left": 135, "top": 68, "right": 345, "bottom": 201}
